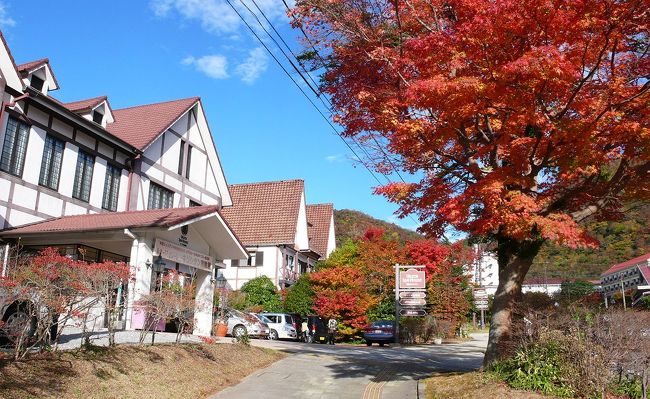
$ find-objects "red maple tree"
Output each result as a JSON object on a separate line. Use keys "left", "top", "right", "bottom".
{"left": 292, "top": 0, "right": 649, "bottom": 363}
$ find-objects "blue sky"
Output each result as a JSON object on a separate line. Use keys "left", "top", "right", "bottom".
{"left": 0, "top": 0, "right": 420, "bottom": 231}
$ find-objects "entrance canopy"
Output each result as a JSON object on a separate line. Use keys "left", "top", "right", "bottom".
{"left": 0, "top": 205, "right": 248, "bottom": 261}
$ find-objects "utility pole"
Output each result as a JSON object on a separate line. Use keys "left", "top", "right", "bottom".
{"left": 621, "top": 280, "right": 627, "bottom": 311}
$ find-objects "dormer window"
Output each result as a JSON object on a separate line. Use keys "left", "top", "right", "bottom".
{"left": 92, "top": 110, "right": 104, "bottom": 124}
{"left": 30, "top": 75, "right": 45, "bottom": 91}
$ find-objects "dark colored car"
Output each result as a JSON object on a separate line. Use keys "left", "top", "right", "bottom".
{"left": 363, "top": 320, "right": 395, "bottom": 346}
{"left": 304, "top": 315, "right": 328, "bottom": 344}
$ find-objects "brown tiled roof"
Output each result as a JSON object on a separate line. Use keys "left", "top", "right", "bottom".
{"left": 0, "top": 206, "right": 220, "bottom": 236}
{"left": 107, "top": 97, "right": 199, "bottom": 150}
{"left": 601, "top": 253, "right": 650, "bottom": 276}
{"left": 16, "top": 58, "right": 59, "bottom": 88}
{"left": 64, "top": 96, "right": 108, "bottom": 112}
{"left": 306, "top": 204, "right": 333, "bottom": 258}
{"left": 16, "top": 58, "right": 49, "bottom": 73}
{"left": 221, "top": 180, "right": 304, "bottom": 246}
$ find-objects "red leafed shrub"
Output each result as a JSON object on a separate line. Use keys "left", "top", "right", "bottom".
{"left": 1, "top": 247, "right": 131, "bottom": 359}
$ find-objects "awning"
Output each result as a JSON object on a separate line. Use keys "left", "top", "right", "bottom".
{"left": 0, "top": 205, "right": 248, "bottom": 260}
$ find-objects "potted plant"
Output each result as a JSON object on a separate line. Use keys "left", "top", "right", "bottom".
{"left": 213, "top": 278, "right": 229, "bottom": 337}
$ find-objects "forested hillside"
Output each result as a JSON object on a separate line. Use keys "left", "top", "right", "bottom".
{"left": 529, "top": 204, "right": 650, "bottom": 279}
{"left": 334, "top": 209, "right": 422, "bottom": 245}
{"left": 334, "top": 204, "right": 650, "bottom": 279}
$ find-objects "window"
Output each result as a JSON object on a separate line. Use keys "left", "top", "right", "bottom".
{"left": 92, "top": 110, "right": 103, "bottom": 124}
{"left": 30, "top": 75, "right": 45, "bottom": 91}
{"left": 0, "top": 116, "right": 30, "bottom": 177}
{"left": 39, "top": 135, "right": 65, "bottom": 190}
{"left": 72, "top": 150, "right": 95, "bottom": 202}
{"left": 102, "top": 164, "right": 121, "bottom": 211}
{"left": 189, "top": 199, "right": 201, "bottom": 207}
{"left": 185, "top": 145, "right": 192, "bottom": 178}
{"left": 237, "top": 251, "right": 263, "bottom": 267}
{"left": 148, "top": 182, "right": 174, "bottom": 209}
{"left": 178, "top": 140, "right": 185, "bottom": 175}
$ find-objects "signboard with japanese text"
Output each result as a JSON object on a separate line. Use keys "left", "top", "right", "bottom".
{"left": 155, "top": 239, "right": 212, "bottom": 272}
{"left": 399, "top": 268, "right": 426, "bottom": 289}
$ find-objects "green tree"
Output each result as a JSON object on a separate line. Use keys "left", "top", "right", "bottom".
{"left": 558, "top": 280, "right": 595, "bottom": 304}
{"left": 283, "top": 274, "right": 314, "bottom": 316}
{"left": 240, "top": 276, "right": 282, "bottom": 312}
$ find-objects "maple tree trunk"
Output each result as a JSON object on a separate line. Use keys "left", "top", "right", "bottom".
{"left": 483, "top": 238, "right": 543, "bottom": 367}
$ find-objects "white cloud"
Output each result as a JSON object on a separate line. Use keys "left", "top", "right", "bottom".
{"left": 150, "top": 0, "right": 293, "bottom": 35}
{"left": 0, "top": 2, "right": 16, "bottom": 28}
{"left": 325, "top": 154, "right": 344, "bottom": 163}
{"left": 182, "top": 55, "right": 229, "bottom": 79}
{"left": 235, "top": 47, "right": 268, "bottom": 84}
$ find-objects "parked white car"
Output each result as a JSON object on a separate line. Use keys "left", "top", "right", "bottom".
{"left": 259, "top": 313, "right": 298, "bottom": 340}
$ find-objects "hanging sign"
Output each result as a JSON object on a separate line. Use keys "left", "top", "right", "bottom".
{"left": 155, "top": 238, "right": 212, "bottom": 272}
{"left": 400, "top": 268, "right": 426, "bottom": 289}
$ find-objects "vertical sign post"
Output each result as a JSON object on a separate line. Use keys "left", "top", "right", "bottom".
{"left": 395, "top": 264, "right": 427, "bottom": 345}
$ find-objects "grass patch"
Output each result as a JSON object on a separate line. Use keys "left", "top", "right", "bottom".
{"left": 425, "top": 372, "right": 560, "bottom": 399}
{"left": 0, "top": 343, "right": 284, "bottom": 399}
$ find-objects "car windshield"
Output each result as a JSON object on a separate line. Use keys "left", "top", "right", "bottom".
{"left": 285, "top": 315, "right": 293, "bottom": 324}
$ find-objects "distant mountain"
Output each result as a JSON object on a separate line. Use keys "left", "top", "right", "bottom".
{"left": 528, "top": 203, "right": 650, "bottom": 279}
{"left": 334, "top": 209, "right": 423, "bottom": 245}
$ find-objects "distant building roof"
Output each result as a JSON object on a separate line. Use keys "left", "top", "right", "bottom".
{"left": 306, "top": 203, "right": 333, "bottom": 258}
{"left": 221, "top": 180, "right": 304, "bottom": 247}
{"left": 0, "top": 206, "right": 220, "bottom": 235}
{"left": 107, "top": 97, "right": 199, "bottom": 150}
{"left": 523, "top": 277, "right": 565, "bottom": 285}
{"left": 601, "top": 253, "right": 650, "bottom": 276}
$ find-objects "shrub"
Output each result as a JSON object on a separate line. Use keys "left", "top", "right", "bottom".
{"left": 240, "top": 276, "right": 282, "bottom": 312}
{"left": 283, "top": 274, "right": 314, "bottom": 316}
{"left": 491, "top": 334, "right": 576, "bottom": 397}
{"left": 233, "top": 331, "right": 250, "bottom": 346}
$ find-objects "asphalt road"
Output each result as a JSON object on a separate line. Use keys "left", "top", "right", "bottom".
{"left": 210, "top": 333, "right": 488, "bottom": 399}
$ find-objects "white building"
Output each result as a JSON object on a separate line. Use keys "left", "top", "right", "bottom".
{"left": 521, "top": 278, "right": 564, "bottom": 296}
{"left": 0, "top": 33, "right": 247, "bottom": 336}
{"left": 220, "top": 180, "right": 336, "bottom": 290}
{"left": 469, "top": 245, "right": 499, "bottom": 296}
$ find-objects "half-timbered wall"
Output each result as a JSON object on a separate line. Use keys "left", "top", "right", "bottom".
{"left": 134, "top": 105, "right": 225, "bottom": 211}
{"left": 0, "top": 98, "right": 132, "bottom": 229}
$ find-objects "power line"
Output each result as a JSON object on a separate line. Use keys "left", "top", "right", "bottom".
{"left": 243, "top": 0, "right": 406, "bottom": 185}
{"left": 225, "top": 0, "right": 385, "bottom": 186}
{"left": 232, "top": 0, "right": 419, "bottom": 228}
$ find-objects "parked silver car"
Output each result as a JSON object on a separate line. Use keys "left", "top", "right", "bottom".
{"left": 225, "top": 308, "right": 269, "bottom": 339}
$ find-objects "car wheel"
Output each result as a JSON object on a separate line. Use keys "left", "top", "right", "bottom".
{"left": 366, "top": 340, "right": 372, "bottom": 346}
{"left": 269, "top": 329, "right": 278, "bottom": 340}
{"left": 233, "top": 325, "right": 247, "bottom": 338}
{"left": 379, "top": 342, "right": 385, "bottom": 347}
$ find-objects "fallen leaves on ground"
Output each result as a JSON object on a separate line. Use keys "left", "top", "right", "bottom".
{"left": 0, "top": 343, "right": 284, "bottom": 399}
